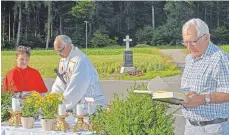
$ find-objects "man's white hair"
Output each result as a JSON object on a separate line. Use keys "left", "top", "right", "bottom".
{"left": 55, "top": 35, "right": 72, "bottom": 46}
{"left": 182, "top": 18, "right": 209, "bottom": 37}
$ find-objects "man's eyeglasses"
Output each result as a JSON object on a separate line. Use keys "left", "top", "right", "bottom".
{"left": 181, "top": 34, "right": 206, "bottom": 46}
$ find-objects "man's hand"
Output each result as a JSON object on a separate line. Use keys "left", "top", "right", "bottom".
{"left": 183, "top": 91, "right": 206, "bottom": 108}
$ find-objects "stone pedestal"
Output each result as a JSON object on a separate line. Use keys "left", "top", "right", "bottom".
{"left": 120, "top": 50, "right": 135, "bottom": 74}
{"left": 120, "top": 67, "right": 135, "bottom": 74}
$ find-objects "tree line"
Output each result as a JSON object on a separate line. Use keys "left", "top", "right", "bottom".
{"left": 1, "top": 1, "right": 229, "bottom": 49}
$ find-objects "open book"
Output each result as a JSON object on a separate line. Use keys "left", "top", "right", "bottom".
{"left": 152, "top": 91, "right": 185, "bottom": 105}
{"left": 133, "top": 90, "right": 185, "bottom": 105}
{"left": 133, "top": 76, "right": 186, "bottom": 105}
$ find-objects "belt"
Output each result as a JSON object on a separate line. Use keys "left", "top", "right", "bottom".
{"left": 189, "top": 118, "right": 228, "bottom": 126}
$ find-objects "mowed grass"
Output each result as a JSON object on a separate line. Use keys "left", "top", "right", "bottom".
{"left": 2, "top": 47, "right": 181, "bottom": 80}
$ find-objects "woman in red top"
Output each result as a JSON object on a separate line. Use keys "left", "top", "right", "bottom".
{"left": 1, "top": 45, "right": 48, "bottom": 96}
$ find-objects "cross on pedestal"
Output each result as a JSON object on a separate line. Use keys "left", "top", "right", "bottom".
{"left": 123, "top": 35, "right": 132, "bottom": 50}
{"left": 120, "top": 35, "right": 135, "bottom": 74}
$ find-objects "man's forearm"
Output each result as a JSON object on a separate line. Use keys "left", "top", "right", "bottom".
{"left": 208, "top": 92, "right": 229, "bottom": 104}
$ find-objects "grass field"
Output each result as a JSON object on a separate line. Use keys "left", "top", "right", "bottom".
{"left": 2, "top": 45, "right": 229, "bottom": 80}
{"left": 1, "top": 47, "right": 181, "bottom": 80}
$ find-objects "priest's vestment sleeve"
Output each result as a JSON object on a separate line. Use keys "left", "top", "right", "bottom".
{"left": 51, "top": 59, "right": 66, "bottom": 93}
{"left": 51, "top": 76, "right": 66, "bottom": 94}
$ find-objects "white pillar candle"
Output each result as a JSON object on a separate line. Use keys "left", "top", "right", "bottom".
{"left": 85, "top": 97, "right": 95, "bottom": 115}
{"left": 77, "top": 103, "right": 86, "bottom": 116}
{"left": 12, "top": 98, "right": 20, "bottom": 112}
{"left": 58, "top": 103, "right": 66, "bottom": 115}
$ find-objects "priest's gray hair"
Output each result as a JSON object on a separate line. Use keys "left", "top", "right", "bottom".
{"left": 182, "top": 18, "right": 209, "bottom": 38}
{"left": 55, "top": 35, "right": 73, "bottom": 47}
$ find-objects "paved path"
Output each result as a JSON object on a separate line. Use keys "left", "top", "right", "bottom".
{"left": 160, "top": 49, "right": 186, "bottom": 71}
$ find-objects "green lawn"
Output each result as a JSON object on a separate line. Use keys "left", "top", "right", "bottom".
{"left": 2, "top": 45, "right": 228, "bottom": 80}
{"left": 2, "top": 47, "right": 182, "bottom": 80}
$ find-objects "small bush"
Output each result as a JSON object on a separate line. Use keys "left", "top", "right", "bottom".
{"left": 150, "top": 25, "right": 172, "bottom": 46}
{"left": 90, "top": 30, "right": 118, "bottom": 48}
{"left": 90, "top": 83, "right": 175, "bottom": 135}
{"left": 135, "top": 26, "right": 153, "bottom": 45}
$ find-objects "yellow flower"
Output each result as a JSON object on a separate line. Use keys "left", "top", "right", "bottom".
{"left": 40, "top": 92, "right": 64, "bottom": 119}
{"left": 21, "top": 92, "right": 42, "bottom": 117}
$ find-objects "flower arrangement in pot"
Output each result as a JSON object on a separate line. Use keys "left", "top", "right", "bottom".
{"left": 40, "top": 93, "right": 64, "bottom": 131}
{"left": 21, "top": 92, "right": 42, "bottom": 129}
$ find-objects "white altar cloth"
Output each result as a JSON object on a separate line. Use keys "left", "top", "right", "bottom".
{"left": 1, "top": 115, "right": 94, "bottom": 135}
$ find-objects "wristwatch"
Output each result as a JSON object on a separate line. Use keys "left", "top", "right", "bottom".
{"left": 205, "top": 94, "right": 211, "bottom": 104}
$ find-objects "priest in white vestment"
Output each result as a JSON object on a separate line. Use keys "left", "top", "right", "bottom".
{"left": 51, "top": 35, "right": 106, "bottom": 114}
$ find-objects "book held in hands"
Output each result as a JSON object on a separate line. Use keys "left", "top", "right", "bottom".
{"left": 133, "top": 90, "right": 185, "bottom": 105}
{"left": 134, "top": 76, "right": 185, "bottom": 105}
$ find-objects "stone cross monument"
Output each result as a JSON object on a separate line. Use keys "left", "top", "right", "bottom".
{"left": 120, "top": 35, "right": 135, "bottom": 74}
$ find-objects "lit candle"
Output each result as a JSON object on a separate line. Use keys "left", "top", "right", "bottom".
{"left": 58, "top": 103, "right": 66, "bottom": 115}
{"left": 77, "top": 103, "right": 86, "bottom": 115}
{"left": 12, "top": 98, "right": 20, "bottom": 112}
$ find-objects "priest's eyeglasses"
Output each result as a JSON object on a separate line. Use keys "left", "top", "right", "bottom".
{"left": 181, "top": 34, "right": 206, "bottom": 46}
{"left": 56, "top": 45, "right": 66, "bottom": 53}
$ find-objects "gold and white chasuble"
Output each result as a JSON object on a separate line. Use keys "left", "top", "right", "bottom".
{"left": 51, "top": 46, "right": 105, "bottom": 113}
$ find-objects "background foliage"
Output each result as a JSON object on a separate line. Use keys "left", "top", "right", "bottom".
{"left": 1, "top": 1, "right": 229, "bottom": 49}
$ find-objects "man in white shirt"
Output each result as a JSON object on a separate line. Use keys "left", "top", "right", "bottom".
{"left": 51, "top": 35, "right": 105, "bottom": 114}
